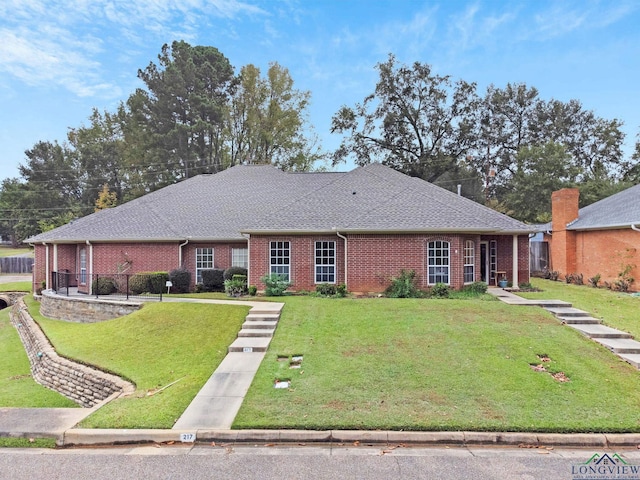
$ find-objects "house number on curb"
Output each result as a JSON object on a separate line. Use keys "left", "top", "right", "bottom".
{"left": 243, "top": 347, "right": 253, "bottom": 352}
{"left": 180, "top": 433, "right": 196, "bottom": 443}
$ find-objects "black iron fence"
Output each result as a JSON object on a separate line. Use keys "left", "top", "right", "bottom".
{"left": 51, "top": 271, "right": 164, "bottom": 301}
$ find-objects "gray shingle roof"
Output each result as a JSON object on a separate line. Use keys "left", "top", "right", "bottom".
{"left": 26, "top": 163, "right": 532, "bottom": 244}
{"left": 568, "top": 183, "right": 640, "bottom": 231}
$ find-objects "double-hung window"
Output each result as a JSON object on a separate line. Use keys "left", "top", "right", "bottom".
{"left": 270, "top": 241, "right": 290, "bottom": 281}
{"left": 231, "top": 247, "right": 248, "bottom": 269}
{"left": 79, "top": 248, "right": 87, "bottom": 285}
{"left": 196, "top": 247, "right": 214, "bottom": 283}
{"left": 315, "top": 241, "right": 336, "bottom": 284}
{"left": 428, "top": 240, "right": 450, "bottom": 285}
{"left": 464, "top": 240, "right": 475, "bottom": 284}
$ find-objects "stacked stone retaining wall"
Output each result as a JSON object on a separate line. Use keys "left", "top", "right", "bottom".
{"left": 40, "top": 290, "right": 141, "bottom": 323}
{"left": 10, "top": 297, "right": 135, "bottom": 407}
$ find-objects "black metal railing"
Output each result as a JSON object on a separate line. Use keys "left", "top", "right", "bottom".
{"left": 51, "top": 271, "right": 164, "bottom": 301}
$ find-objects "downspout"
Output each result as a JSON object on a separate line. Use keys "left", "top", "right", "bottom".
{"left": 178, "top": 239, "right": 189, "bottom": 267}
{"left": 632, "top": 224, "right": 640, "bottom": 232}
{"left": 43, "top": 243, "right": 49, "bottom": 290}
{"left": 242, "top": 233, "right": 251, "bottom": 286}
{"left": 86, "top": 240, "right": 93, "bottom": 295}
{"left": 336, "top": 231, "right": 348, "bottom": 289}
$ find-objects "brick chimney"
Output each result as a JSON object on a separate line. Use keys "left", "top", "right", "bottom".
{"left": 550, "top": 188, "right": 579, "bottom": 278}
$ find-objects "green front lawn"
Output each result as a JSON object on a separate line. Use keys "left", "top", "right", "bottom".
{"left": 0, "top": 308, "right": 77, "bottom": 407}
{"left": 0, "top": 246, "right": 32, "bottom": 258}
{"left": 234, "top": 296, "right": 640, "bottom": 433}
{"left": 26, "top": 296, "right": 249, "bottom": 428}
{"left": 0, "top": 281, "right": 31, "bottom": 292}
{"left": 520, "top": 278, "right": 640, "bottom": 339}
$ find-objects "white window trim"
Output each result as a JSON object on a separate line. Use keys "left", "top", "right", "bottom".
{"left": 314, "top": 240, "right": 336, "bottom": 284}
{"left": 464, "top": 240, "right": 475, "bottom": 284}
{"left": 231, "top": 247, "right": 248, "bottom": 269}
{"left": 196, "top": 247, "right": 214, "bottom": 284}
{"left": 269, "top": 241, "right": 291, "bottom": 282}
{"left": 428, "top": 240, "right": 450, "bottom": 285}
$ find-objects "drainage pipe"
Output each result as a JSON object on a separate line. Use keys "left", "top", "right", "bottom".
{"left": 336, "top": 231, "right": 348, "bottom": 289}
{"left": 178, "top": 238, "right": 189, "bottom": 266}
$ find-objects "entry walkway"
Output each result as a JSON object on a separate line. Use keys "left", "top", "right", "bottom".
{"left": 488, "top": 287, "right": 640, "bottom": 369}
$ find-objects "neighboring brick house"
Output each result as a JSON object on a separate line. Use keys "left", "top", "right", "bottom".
{"left": 26, "top": 163, "right": 532, "bottom": 294}
{"left": 547, "top": 186, "right": 640, "bottom": 286}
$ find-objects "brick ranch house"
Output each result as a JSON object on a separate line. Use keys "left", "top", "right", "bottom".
{"left": 545, "top": 186, "right": 640, "bottom": 286}
{"left": 26, "top": 163, "right": 532, "bottom": 294}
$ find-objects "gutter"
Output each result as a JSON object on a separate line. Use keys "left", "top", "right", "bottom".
{"left": 335, "top": 230, "right": 348, "bottom": 289}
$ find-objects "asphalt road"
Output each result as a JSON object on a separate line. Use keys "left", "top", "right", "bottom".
{"left": 3, "top": 445, "right": 640, "bottom": 480}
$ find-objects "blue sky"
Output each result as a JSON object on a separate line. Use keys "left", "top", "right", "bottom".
{"left": 1, "top": 0, "right": 639, "bottom": 181}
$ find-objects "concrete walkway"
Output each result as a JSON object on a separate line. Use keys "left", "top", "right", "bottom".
{"left": 488, "top": 287, "right": 640, "bottom": 369}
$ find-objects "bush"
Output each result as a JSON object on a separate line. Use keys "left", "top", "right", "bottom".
{"left": 588, "top": 274, "right": 601, "bottom": 288}
{"left": 223, "top": 266, "right": 248, "bottom": 281}
{"left": 336, "top": 283, "right": 347, "bottom": 297}
{"left": 169, "top": 268, "right": 191, "bottom": 293}
{"left": 385, "top": 269, "right": 422, "bottom": 298}
{"left": 92, "top": 276, "right": 116, "bottom": 295}
{"left": 430, "top": 282, "right": 450, "bottom": 298}
{"left": 461, "top": 281, "right": 487, "bottom": 295}
{"left": 248, "top": 285, "right": 257, "bottom": 296}
{"left": 201, "top": 268, "right": 225, "bottom": 292}
{"left": 128, "top": 272, "right": 168, "bottom": 294}
{"left": 224, "top": 274, "right": 247, "bottom": 297}
{"left": 261, "top": 274, "right": 291, "bottom": 296}
{"left": 316, "top": 283, "right": 337, "bottom": 296}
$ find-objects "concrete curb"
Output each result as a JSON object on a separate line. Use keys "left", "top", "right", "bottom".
{"left": 58, "top": 428, "right": 640, "bottom": 448}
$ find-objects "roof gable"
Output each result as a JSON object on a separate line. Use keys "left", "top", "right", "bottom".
{"left": 569, "top": 183, "right": 640, "bottom": 230}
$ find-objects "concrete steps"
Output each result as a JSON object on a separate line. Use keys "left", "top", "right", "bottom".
{"left": 594, "top": 338, "right": 640, "bottom": 355}
{"left": 544, "top": 307, "right": 591, "bottom": 317}
{"left": 557, "top": 316, "right": 602, "bottom": 325}
{"left": 570, "top": 324, "right": 633, "bottom": 339}
{"left": 229, "top": 305, "right": 282, "bottom": 353}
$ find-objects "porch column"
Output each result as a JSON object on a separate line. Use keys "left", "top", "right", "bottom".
{"left": 53, "top": 244, "right": 58, "bottom": 273}
{"left": 512, "top": 235, "right": 519, "bottom": 287}
{"left": 44, "top": 243, "right": 49, "bottom": 290}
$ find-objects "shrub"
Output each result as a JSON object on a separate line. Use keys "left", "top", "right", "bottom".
{"left": 129, "top": 274, "right": 150, "bottom": 295}
{"left": 461, "top": 281, "right": 487, "bottom": 295}
{"left": 316, "top": 283, "right": 337, "bottom": 296}
{"left": 92, "top": 276, "right": 116, "bottom": 295}
{"left": 588, "top": 274, "right": 601, "bottom": 288}
{"left": 223, "top": 266, "right": 248, "bottom": 281}
{"left": 224, "top": 275, "right": 247, "bottom": 297}
{"left": 169, "top": 268, "right": 191, "bottom": 293}
{"left": 128, "top": 272, "right": 168, "bottom": 294}
{"left": 336, "top": 283, "right": 347, "bottom": 297}
{"left": 201, "top": 268, "right": 224, "bottom": 292}
{"left": 385, "top": 269, "right": 422, "bottom": 298}
{"left": 248, "top": 285, "right": 257, "bottom": 296}
{"left": 430, "top": 282, "right": 450, "bottom": 298}
{"left": 261, "top": 274, "right": 291, "bottom": 296}
{"left": 547, "top": 270, "right": 560, "bottom": 281}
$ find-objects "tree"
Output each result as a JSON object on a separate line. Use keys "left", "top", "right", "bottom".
{"left": 227, "top": 62, "right": 322, "bottom": 171}
{"left": 622, "top": 131, "right": 640, "bottom": 184}
{"left": 95, "top": 184, "right": 118, "bottom": 212}
{"left": 135, "top": 41, "right": 234, "bottom": 180}
{"left": 502, "top": 142, "right": 579, "bottom": 223}
{"left": 330, "top": 54, "right": 479, "bottom": 182}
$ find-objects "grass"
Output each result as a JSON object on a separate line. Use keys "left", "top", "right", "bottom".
{"left": 25, "top": 296, "right": 249, "bottom": 428}
{"left": 234, "top": 296, "right": 640, "bottom": 433}
{"left": 0, "top": 281, "right": 31, "bottom": 292}
{"left": 0, "top": 307, "right": 77, "bottom": 408}
{"left": 0, "top": 437, "right": 56, "bottom": 448}
{"left": 0, "top": 246, "right": 32, "bottom": 258}
{"left": 520, "top": 278, "right": 640, "bottom": 339}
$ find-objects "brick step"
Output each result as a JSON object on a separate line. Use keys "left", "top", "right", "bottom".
{"left": 544, "top": 307, "right": 591, "bottom": 318}
{"left": 228, "top": 337, "right": 271, "bottom": 353}
{"left": 618, "top": 354, "right": 640, "bottom": 369}
{"left": 569, "top": 324, "right": 633, "bottom": 339}
{"left": 238, "top": 329, "right": 274, "bottom": 338}
{"left": 245, "top": 313, "right": 280, "bottom": 322}
{"left": 595, "top": 338, "right": 640, "bottom": 354}
{"left": 242, "top": 320, "right": 277, "bottom": 330}
{"left": 557, "top": 316, "right": 601, "bottom": 325}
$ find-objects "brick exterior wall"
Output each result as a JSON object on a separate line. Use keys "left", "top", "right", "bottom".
{"left": 550, "top": 188, "right": 640, "bottom": 286}
{"left": 249, "top": 233, "right": 529, "bottom": 294}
